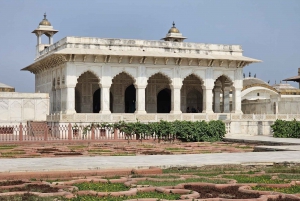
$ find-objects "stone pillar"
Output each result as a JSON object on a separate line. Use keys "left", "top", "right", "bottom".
{"left": 214, "top": 86, "right": 221, "bottom": 113}
{"left": 100, "top": 66, "right": 112, "bottom": 114}
{"left": 49, "top": 35, "right": 53, "bottom": 45}
{"left": 55, "top": 86, "right": 61, "bottom": 113}
{"left": 202, "top": 86, "right": 214, "bottom": 113}
{"left": 170, "top": 85, "right": 182, "bottom": 114}
{"left": 223, "top": 86, "right": 231, "bottom": 113}
{"left": 100, "top": 86, "right": 111, "bottom": 114}
{"left": 135, "top": 86, "right": 146, "bottom": 114}
{"left": 61, "top": 86, "right": 76, "bottom": 114}
{"left": 231, "top": 89, "right": 236, "bottom": 112}
{"left": 233, "top": 87, "right": 243, "bottom": 114}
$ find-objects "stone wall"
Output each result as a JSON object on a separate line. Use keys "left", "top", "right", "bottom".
{"left": 0, "top": 92, "right": 49, "bottom": 124}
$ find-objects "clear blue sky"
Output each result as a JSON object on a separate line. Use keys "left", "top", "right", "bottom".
{"left": 0, "top": 0, "right": 299, "bottom": 92}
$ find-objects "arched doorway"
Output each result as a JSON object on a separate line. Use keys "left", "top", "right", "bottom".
{"left": 157, "top": 88, "right": 171, "bottom": 113}
{"left": 75, "top": 71, "right": 100, "bottom": 113}
{"left": 93, "top": 89, "right": 101, "bottom": 113}
{"left": 125, "top": 84, "right": 136, "bottom": 113}
{"left": 213, "top": 75, "right": 233, "bottom": 113}
{"left": 186, "top": 89, "right": 202, "bottom": 113}
{"left": 181, "top": 74, "right": 204, "bottom": 113}
{"left": 111, "top": 72, "right": 135, "bottom": 113}
{"left": 146, "top": 73, "right": 171, "bottom": 113}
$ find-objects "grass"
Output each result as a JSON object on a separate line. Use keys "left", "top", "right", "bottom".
{"left": 67, "top": 145, "right": 87, "bottom": 150}
{"left": 0, "top": 151, "right": 26, "bottom": 157}
{"left": 88, "top": 149, "right": 112, "bottom": 153}
{"left": 0, "top": 193, "right": 63, "bottom": 201}
{"left": 278, "top": 174, "right": 300, "bottom": 180}
{"left": 111, "top": 153, "right": 135, "bottom": 156}
{"left": 252, "top": 185, "right": 300, "bottom": 194}
{"left": 0, "top": 145, "right": 17, "bottom": 150}
{"left": 131, "top": 174, "right": 181, "bottom": 179}
{"left": 67, "top": 191, "right": 181, "bottom": 201}
{"left": 265, "top": 166, "right": 300, "bottom": 174}
{"left": 73, "top": 182, "right": 130, "bottom": 192}
{"left": 222, "top": 175, "right": 289, "bottom": 184}
{"left": 103, "top": 175, "right": 121, "bottom": 180}
{"left": 137, "top": 177, "right": 228, "bottom": 186}
{"left": 165, "top": 147, "right": 187, "bottom": 151}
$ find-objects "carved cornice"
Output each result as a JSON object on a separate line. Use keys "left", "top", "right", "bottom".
{"left": 23, "top": 54, "right": 255, "bottom": 75}
{"left": 22, "top": 55, "right": 67, "bottom": 74}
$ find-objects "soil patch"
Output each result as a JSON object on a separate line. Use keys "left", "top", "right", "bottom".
{"left": 184, "top": 185, "right": 260, "bottom": 199}
{"left": 0, "top": 184, "right": 59, "bottom": 193}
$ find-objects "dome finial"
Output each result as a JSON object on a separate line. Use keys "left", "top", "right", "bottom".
{"left": 172, "top": 21, "right": 175, "bottom": 27}
{"left": 44, "top": 13, "right": 47, "bottom": 20}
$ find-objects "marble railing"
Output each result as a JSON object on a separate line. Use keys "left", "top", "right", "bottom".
{"left": 46, "top": 113, "right": 300, "bottom": 123}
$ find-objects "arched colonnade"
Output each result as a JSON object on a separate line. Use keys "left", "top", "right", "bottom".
{"left": 52, "top": 70, "right": 242, "bottom": 114}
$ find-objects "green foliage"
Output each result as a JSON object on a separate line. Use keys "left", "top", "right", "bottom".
{"left": 252, "top": 185, "right": 300, "bottom": 194}
{"left": 222, "top": 175, "right": 289, "bottom": 184}
{"left": 76, "top": 120, "right": 225, "bottom": 143}
{"left": 67, "top": 191, "right": 181, "bottom": 201}
{"left": 73, "top": 182, "right": 129, "bottom": 192}
{"left": 271, "top": 119, "right": 300, "bottom": 138}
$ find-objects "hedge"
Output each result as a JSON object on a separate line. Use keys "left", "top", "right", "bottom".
{"left": 271, "top": 119, "right": 300, "bottom": 138}
{"left": 109, "top": 120, "right": 226, "bottom": 142}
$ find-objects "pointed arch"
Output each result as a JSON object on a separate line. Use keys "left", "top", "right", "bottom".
{"left": 77, "top": 70, "right": 100, "bottom": 85}
{"left": 213, "top": 74, "right": 234, "bottom": 113}
{"left": 181, "top": 74, "right": 204, "bottom": 113}
{"left": 111, "top": 72, "right": 135, "bottom": 113}
{"left": 147, "top": 71, "right": 172, "bottom": 84}
{"left": 75, "top": 71, "right": 100, "bottom": 113}
{"left": 146, "top": 72, "right": 172, "bottom": 113}
{"left": 112, "top": 70, "right": 136, "bottom": 84}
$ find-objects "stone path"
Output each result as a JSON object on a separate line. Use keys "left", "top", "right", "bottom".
{"left": 1, "top": 136, "right": 300, "bottom": 173}
{"left": 224, "top": 135, "right": 300, "bottom": 145}
{"left": 0, "top": 151, "right": 300, "bottom": 173}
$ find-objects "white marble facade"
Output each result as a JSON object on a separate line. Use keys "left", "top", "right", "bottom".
{"left": 23, "top": 19, "right": 261, "bottom": 117}
{"left": 0, "top": 92, "right": 49, "bottom": 124}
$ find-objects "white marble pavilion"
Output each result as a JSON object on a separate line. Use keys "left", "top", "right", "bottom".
{"left": 23, "top": 15, "right": 261, "bottom": 118}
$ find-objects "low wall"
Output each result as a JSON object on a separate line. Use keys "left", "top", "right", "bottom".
{"left": 0, "top": 92, "right": 49, "bottom": 124}
{"left": 46, "top": 113, "right": 300, "bottom": 136}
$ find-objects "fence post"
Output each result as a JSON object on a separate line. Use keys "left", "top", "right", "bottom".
{"left": 68, "top": 123, "right": 72, "bottom": 140}
{"left": 114, "top": 128, "right": 118, "bottom": 140}
{"left": 44, "top": 123, "right": 48, "bottom": 141}
{"left": 91, "top": 126, "right": 95, "bottom": 140}
{"left": 19, "top": 123, "right": 23, "bottom": 141}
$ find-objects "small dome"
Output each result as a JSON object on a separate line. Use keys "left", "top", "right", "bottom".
{"left": 39, "top": 13, "right": 51, "bottom": 26}
{"left": 168, "top": 22, "right": 180, "bottom": 33}
{"left": 243, "top": 77, "right": 269, "bottom": 87}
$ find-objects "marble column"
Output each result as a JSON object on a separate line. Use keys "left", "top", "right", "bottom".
{"left": 233, "top": 87, "right": 242, "bottom": 114}
{"left": 170, "top": 85, "right": 182, "bottom": 114}
{"left": 51, "top": 90, "right": 56, "bottom": 113}
{"left": 214, "top": 86, "right": 221, "bottom": 113}
{"left": 55, "top": 86, "right": 61, "bottom": 113}
{"left": 100, "top": 86, "right": 111, "bottom": 114}
{"left": 223, "top": 86, "right": 231, "bottom": 113}
{"left": 61, "top": 86, "right": 76, "bottom": 114}
{"left": 135, "top": 86, "right": 146, "bottom": 114}
{"left": 202, "top": 86, "right": 214, "bottom": 113}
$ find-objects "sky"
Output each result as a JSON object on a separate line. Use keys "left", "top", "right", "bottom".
{"left": 0, "top": 0, "right": 299, "bottom": 92}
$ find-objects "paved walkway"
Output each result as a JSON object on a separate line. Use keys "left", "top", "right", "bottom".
{"left": 0, "top": 151, "right": 300, "bottom": 173}
{"left": 224, "top": 135, "right": 300, "bottom": 145}
{"left": 1, "top": 135, "right": 300, "bottom": 173}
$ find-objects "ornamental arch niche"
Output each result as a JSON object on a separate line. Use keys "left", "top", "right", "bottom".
{"left": 181, "top": 74, "right": 204, "bottom": 113}
{"left": 146, "top": 73, "right": 171, "bottom": 113}
{"left": 75, "top": 71, "right": 100, "bottom": 113}
{"left": 110, "top": 72, "right": 135, "bottom": 113}
{"left": 213, "top": 75, "right": 233, "bottom": 113}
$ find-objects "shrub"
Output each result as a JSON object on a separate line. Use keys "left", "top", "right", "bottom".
{"left": 271, "top": 119, "right": 300, "bottom": 138}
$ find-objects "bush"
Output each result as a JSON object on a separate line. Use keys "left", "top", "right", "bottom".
{"left": 271, "top": 119, "right": 300, "bottom": 138}
{"left": 81, "top": 120, "right": 226, "bottom": 142}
